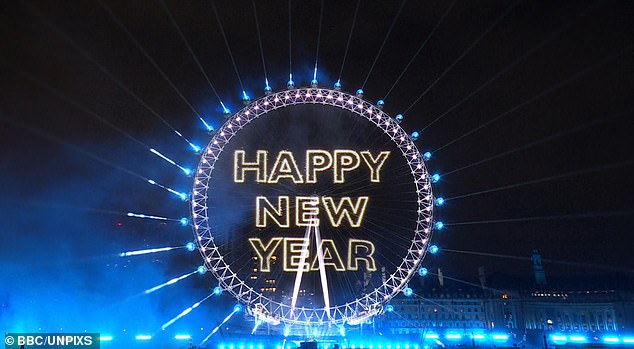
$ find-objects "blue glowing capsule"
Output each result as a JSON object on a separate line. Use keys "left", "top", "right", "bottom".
{"left": 403, "top": 287, "right": 413, "bottom": 297}
{"left": 435, "top": 197, "right": 444, "bottom": 206}
{"left": 356, "top": 89, "right": 364, "bottom": 97}
{"left": 213, "top": 286, "right": 223, "bottom": 295}
{"left": 179, "top": 217, "right": 189, "bottom": 226}
{"left": 376, "top": 100, "right": 385, "bottom": 109}
{"left": 418, "top": 267, "right": 428, "bottom": 276}
{"left": 435, "top": 221, "right": 444, "bottom": 230}
{"left": 429, "top": 245, "right": 439, "bottom": 254}
{"left": 431, "top": 173, "right": 440, "bottom": 183}
{"left": 197, "top": 265, "right": 207, "bottom": 274}
{"left": 385, "top": 305, "right": 394, "bottom": 312}
{"left": 185, "top": 242, "right": 196, "bottom": 251}
{"left": 334, "top": 81, "right": 342, "bottom": 89}
{"left": 242, "top": 91, "right": 250, "bottom": 101}
{"left": 411, "top": 131, "right": 420, "bottom": 140}
{"left": 423, "top": 151, "right": 432, "bottom": 160}
{"left": 233, "top": 304, "right": 243, "bottom": 312}
{"left": 395, "top": 114, "right": 404, "bottom": 123}
{"left": 311, "top": 79, "right": 318, "bottom": 87}
{"left": 264, "top": 85, "right": 272, "bottom": 94}
{"left": 287, "top": 79, "right": 295, "bottom": 88}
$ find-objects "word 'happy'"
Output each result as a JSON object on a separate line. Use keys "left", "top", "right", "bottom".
{"left": 234, "top": 150, "right": 390, "bottom": 184}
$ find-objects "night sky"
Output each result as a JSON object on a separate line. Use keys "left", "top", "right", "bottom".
{"left": 1, "top": 0, "right": 633, "bottom": 333}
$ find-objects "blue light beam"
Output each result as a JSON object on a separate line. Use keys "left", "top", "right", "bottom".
{"left": 200, "top": 308, "right": 240, "bottom": 345}
{"left": 126, "top": 212, "right": 187, "bottom": 225}
{"left": 119, "top": 246, "right": 180, "bottom": 257}
{"left": 162, "top": 293, "right": 215, "bottom": 330}
{"left": 144, "top": 270, "right": 198, "bottom": 294}
{"left": 149, "top": 148, "right": 191, "bottom": 175}
{"left": 147, "top": 179, "right": 188, "bottom": 200}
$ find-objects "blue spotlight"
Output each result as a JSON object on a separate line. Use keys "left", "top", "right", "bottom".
{"left": 200, "top": 117, "right": 214, "bottom": 132}
{"left": 624, "top": 338, "right": 634, "bottom": 343}
{"left": 435, "top": 221, "right": 444, "bottom": 230}
{"left": 242, "top": 91, "right": 251, "bottom": 102}
{"left": 423, "top": 151, "right": 432, "bottom": 160}
{"left": 385, "top": 305, "right": 394, "bottom": 312}
{"left": 213, "top": 286, "right": 223, "bottom": 295}
{"left": 233, "top": 304, "right": 243, "bottom": 312}
{"left": 395, "top": 114, "right": 404, "bottom": 123}
{"left": 568, "top": 336, "right": 586, "bottom": 343}
{"left": 551, "top": 335, "right": 567, "bottom": 343}
{"left": 492, "top": 334, "right": 509, "bottom": 341}
{"left": 287, "top": 74, "right": 295, "bottom": 88}
{"left": 431, "top": 173, "right": 440, "bottom": 183}
{"left": 418, "top": 267, "right": 428, "bottom": 276}
{"left": 185, "top": 242, "right": 196, "bottom": 252}
{"left": 356, "top": 89, "right": 364, "bottom": 97}
{"left": 99, "top": 336, "right": 113, "bottom": 342}
{"left": 472, "top": 334, "right": 486, "bottom": 340}
{"left": 180, "top": 217, "right": 189, "bottom": 226}
{"left": 446, "top": 334, "right": 461, "bottom": 340}
{"left": 311, "top": 79, "right": 318, "bottom": 87}
{"left": 135, "top": 335, "right": 152, "bottom": 341}
{"left": 602, "top": 336, "right": 619, "bottom": 344}
{"left": 411, "top": 131, "right": 420, "bottom": 141}
{"left": 197, "top": 265, "right": 207, "bottom": 274}
{"left": 174, "top": 334, "right": 191, "bottom": 340}
{"left": 376, "top": 100, "right": 385, "bottom": 109}
{"left": 220, "top": 101, "right": 231, "bottom": 115}
{"left": 429, "top": 245, "right": 439, "bottom": 254}
{"left": 435, "top": 197, "right": 445, "bottom": 206}
{"left": 190, "top": 143, "right": 201, "bottom": 153}
{"left": 403, "top": 287, "right": 414, "bottom": 297}
{"left": 334, "top": 80, "right": 342, "bottom": 89}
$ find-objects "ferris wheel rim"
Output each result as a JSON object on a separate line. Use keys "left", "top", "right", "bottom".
{"left": 190, "top": 87, "right": 434, "bottom": 326}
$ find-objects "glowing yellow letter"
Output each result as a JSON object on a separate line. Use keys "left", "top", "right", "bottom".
{"left": 268, "top": 151, "right": 304, "bottom": 184}
{"left": 348, "top": 239, "right": 376, "bottom": 271}
{"left": 234, "top": 150, "right": 268, "bottom": 183}
{"left": 249, "top": 237, "right": 282, "bottom": 272}
{"left": 256, "top": 196, "right": 290, "bottom": 228}
{"left": 333, "top": 150, "right": 360, "bottom": 183}
{"left": 360, "top": 151, "right": 390, "bottom": 183}
{"left": 321, "top": 196, "right": 369, "bottom": 227}
{"left": 310, "top": 239, "right": 346, "bottom": 271}
{"left": 295, "top": 196, "right": 320, "bottom": 227}
{"left": 284, "top": 238, "right": 310, "bottom": 271}
{"left": 306, "top": 150, "right": 333, "bottom": 183}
